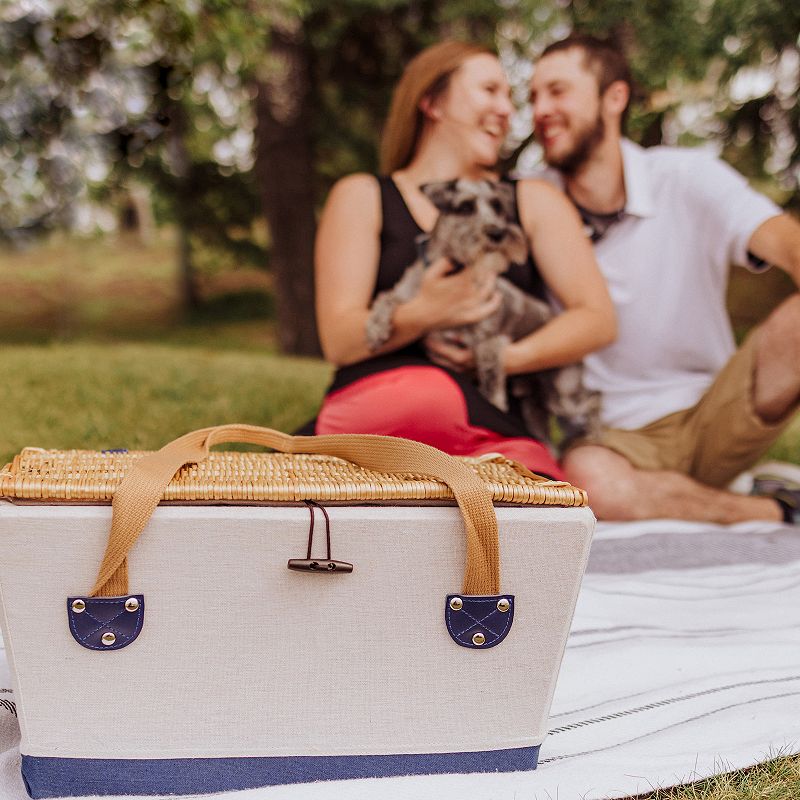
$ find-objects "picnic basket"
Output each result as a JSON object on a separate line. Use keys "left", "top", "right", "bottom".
{"left": 0, "top": 424, "right": 593, "bottom": 798}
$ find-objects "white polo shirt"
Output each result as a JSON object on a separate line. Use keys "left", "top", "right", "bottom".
{"left": 537, "top": 139, "right": 782, "bottom": 430}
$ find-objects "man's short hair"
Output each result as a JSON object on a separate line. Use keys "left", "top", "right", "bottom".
{"left": 541, "top": 34, "right": 633, "bottom": 127}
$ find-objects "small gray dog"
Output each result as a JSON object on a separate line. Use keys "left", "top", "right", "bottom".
{"left": 365, "top": 178, "right": 600, "bottom": 446}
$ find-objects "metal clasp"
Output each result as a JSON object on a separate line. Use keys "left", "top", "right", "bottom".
{"left": 287, "top": 500, "right": 353, "bottom": 574}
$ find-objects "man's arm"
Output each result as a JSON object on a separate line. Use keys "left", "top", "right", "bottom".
{"left": 748, "top": 213, "right": 800, "bottom": 288}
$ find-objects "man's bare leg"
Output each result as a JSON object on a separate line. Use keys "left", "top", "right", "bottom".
{"left": 565, "top": 295, "right": 800, "bottom": 523}
{"left": 563, "top": 446, "right": 782, "bottom": 523}
{"left": 753, "top": 294, "right": 800, "bottom": 422}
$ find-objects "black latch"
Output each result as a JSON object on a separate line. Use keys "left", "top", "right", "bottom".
{"left": 287, "top": 500, "right": 354, "bottom": 574}
{"left": 287, "top": 558, "right": 353, "bottom": 573}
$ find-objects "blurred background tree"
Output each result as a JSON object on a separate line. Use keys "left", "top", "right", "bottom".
{"left": 1, "top": 0, "right": 798, "bottom": 353}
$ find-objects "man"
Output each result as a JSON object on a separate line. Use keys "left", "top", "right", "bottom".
{"left": 528, "top": 34, "right": 800, "bottom": 524}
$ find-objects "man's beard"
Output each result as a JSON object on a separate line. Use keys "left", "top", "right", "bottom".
{"left": 543, "top": 114, "right": 605, "bottom": 175}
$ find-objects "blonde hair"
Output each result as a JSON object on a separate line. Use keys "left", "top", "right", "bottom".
{"left": 379, "top": 41, "right": 494, "bottom": 175}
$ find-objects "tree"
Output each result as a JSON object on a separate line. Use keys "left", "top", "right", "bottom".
{"left": 0, "top": 1, "right": 268, "bottom": 310}
{"left": 253, "top": 18, "right": 318, "bottom": 355}
{"left": 2, "top": 0, "right": 797, "bottom": 351}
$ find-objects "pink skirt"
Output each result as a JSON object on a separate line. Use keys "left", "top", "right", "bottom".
{"left": 317, "top": 366, "right": 564, "bottom": 480}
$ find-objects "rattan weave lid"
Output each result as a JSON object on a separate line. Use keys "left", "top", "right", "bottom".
{"left": 0, "top": 447, "right": 587, "bottom": 506}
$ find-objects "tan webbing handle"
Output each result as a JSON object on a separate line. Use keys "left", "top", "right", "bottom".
{"left": 91, "top": 424, "right": 500, "bottom": 598}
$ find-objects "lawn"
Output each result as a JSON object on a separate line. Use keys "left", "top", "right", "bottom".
{"left": 0, "top": 233, "right": 798, "bottom": 799}
{"left": 0, "top": 342, "right": 331, "bottom": 464}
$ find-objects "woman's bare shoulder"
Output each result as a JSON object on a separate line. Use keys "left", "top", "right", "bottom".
{"left": 320, "top": 174, "right": 382, "bottom": 234}
{"left": 515, "top": 177, "right": 568, "bottom": 206}
{"left": 327, "top": 173, "right": 381, "bottom": 205}
{"left": 514, "top": 177, "right": 579, "bottom": 225}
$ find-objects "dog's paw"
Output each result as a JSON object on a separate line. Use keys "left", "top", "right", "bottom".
{"left": 474, "top": 336, "right": 511, "bottom": 411}
{"left": 365, "top": 296, "right": 395, "bottom": 351}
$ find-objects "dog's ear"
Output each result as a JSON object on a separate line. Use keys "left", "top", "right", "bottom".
{"left": 420, "top": 180, "right": 457, "bottom": 212}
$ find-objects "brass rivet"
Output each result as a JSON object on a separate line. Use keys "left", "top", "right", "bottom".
{"left": 124, "top": 597, "right": 139, "bottom": 612}
{"left": 71, "top": 599, "right": 86, "bottom": 614}
{"left": 101, "top": 632, "right": 116, "bottom": 646}
{"left": 497, "top": 598, "right": 510, "bottom": 613}
{"left": 472, "top": 632, "right": 486, "bottom": 646}
{"left": 449, "top": 597, "right": 463, "bottom": 611}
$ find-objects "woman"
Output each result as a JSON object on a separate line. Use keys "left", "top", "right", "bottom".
{"left": 313, "top": 41, "right": 615, "bottom": 480}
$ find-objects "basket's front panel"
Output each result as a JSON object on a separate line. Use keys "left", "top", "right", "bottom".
{"left": 0, "top": 503, "right": 593, "bottom": 762}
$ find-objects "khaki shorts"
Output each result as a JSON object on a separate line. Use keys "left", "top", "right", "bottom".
{"left": 587, "top": 331, "right": 797, "bottom": 488}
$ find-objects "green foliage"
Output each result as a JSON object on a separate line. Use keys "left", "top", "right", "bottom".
{"left": 565, "top": 0, "right": 711, "bottom": 84}
{"left": 3, "top": 0, "right": 797, "bottom": 238}
{"left": 0, "top": 0, "right": 272, "bottom": 264}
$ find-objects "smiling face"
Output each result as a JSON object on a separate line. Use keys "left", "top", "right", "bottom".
{"left": 529, "top": 47, "right": 613, "bottom": 173}
{"left": 426, "top": 53, "right": 514, "bottom": 169}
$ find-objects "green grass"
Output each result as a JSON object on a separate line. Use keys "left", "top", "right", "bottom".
{"left": 768, "top": 414, "right": 800, "bottom": 463}
{"left": 0, "top": 232, "right": 181, "bottom": 338}
{"left": 0, "top": 343, "right": 331, "bottom": 464}
{"left": 632, "top": 752, "right": 800, "bottom": 799}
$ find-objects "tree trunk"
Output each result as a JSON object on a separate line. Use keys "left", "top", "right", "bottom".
{"left": 253, "top": 24, "right": 320, "bottom": 356}
{"left": 166, "top": 99, "right": 201, "bottom": 311}
{"left": 119, "top": 181, "right": 156, "bottom": 245}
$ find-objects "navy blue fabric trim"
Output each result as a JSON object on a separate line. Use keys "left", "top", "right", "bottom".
{"left": 445, "top": 594, "right": 515, "bottom": 649}
{"left": 21, "top": 747, "right": 540, "bottom": 797}
{"left": 67, "top": 595, "right": 144, "bottom": 651}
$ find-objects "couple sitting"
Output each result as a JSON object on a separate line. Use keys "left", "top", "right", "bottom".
{"left": 311, "top": 35, "right": 800, "bottom": 526}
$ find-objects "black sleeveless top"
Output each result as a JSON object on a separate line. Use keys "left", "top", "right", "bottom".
{"left": 325, "top": 175, "right": 548, "bottom": 438}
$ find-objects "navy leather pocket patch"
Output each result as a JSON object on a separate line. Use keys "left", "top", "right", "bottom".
{"left": 67, "top": 595, "right": 144, "bottom": 651}
{"left": 445, "top": 594, "right": 514, "bottom": 649}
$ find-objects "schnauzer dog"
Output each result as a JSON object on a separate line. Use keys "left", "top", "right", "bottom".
{"left": 364, "top": 178, "right": 600, "bottom": 446}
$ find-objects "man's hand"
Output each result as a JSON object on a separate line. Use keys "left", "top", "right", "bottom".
{"left": 424, "top": 332, "right": 476, "bottom": 373}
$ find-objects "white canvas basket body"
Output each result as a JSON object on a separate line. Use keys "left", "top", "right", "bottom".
{"left": 0, "top": 425, "right": 594, "bottom": 798}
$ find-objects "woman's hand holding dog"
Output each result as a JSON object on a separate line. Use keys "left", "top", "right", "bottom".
{"left": 412, "top": 256, "right": 502, "bottom": 330}
{"left": 369, "top": 255, "right": 501, "bottom": 358}
{"left": 412, "top": 256, "right": 501, "bottom": 373}
{"left": 424, "top": 331, "right": 476, "bottom": 372}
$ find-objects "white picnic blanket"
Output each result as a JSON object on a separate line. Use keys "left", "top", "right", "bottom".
{"left": 1, "top": 518, "right": 799, "bottom": 800}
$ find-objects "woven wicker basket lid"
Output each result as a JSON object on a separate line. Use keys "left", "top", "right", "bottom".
{"left": 0, "top": 447, "right": 587, "bottom": 507}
